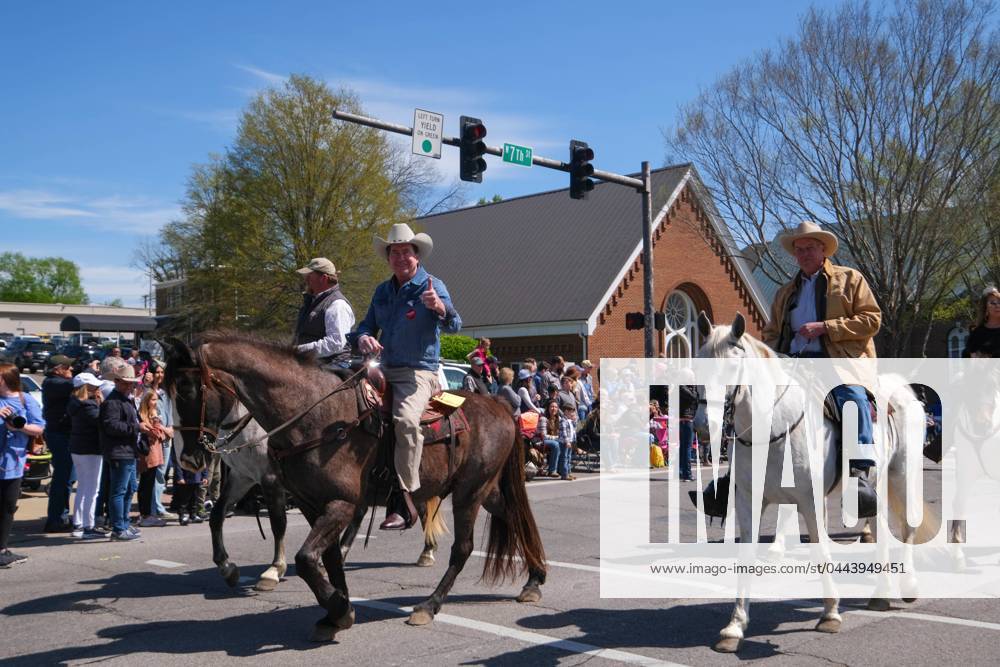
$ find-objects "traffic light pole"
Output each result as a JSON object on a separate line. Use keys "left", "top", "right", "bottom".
{"left": 332, "top": 109, "right": 656, "bottom": 357}
{"left": 640, "top": 162, "right": 655, "bottom": 357}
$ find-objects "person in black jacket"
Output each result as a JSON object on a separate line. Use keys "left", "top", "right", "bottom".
{"left": 68, "top": 373, "right": 105, "bottom": 539}
{"left": 42, "top": 354, "right": 76, "bottom": 532}
{"left": 99, "top": 364, "right": 147, "bottom": 541}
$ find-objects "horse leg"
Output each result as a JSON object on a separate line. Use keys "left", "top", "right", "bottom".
{"left": 211, "top": 470, "right": 254, "bottom": 588}
{"left": 716, "top": 483, "right": 753, "bottom": 653}
{"left": 481, "top": 487, "right": 545, "bottom": 603}
{"left": 339, "top": 503, "right": 367, "bottom": 561}
{"left": 801, "top": 511, "right": 841, "bottom": 633}
{"left": 408, "top": 498, "right": 481, "bottom": 626}
{"left": 295, "top": 499, "right": 356, "bottom": 642}
{"left": 255, "top": 474, "right": 287, "bottom": 592}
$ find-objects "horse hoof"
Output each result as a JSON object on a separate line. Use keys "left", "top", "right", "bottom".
{"left": 867, "top": 598, "right": 890, "bottom": 612}
{"left": 415, "top": 553, "right": 435, "bottom": 568}
{"left": 254, "top": 577, "right": 279, "bottom": 592}
{"left": 309, "top": 621, "right": 338, "bottom": 643}
{"left": 221, "top": 563, "right": 240, "bottom": 588}
{"left": 516, "top": 586, "right": 542, "bottom": 604}
{"left": 407, "top": 608, "right": 434, "bottom": 626}
{"left": 816, "top": 618, "right": 842, "bottom": 633}
{"left": 713, "top": 637, "right": 743, "bottom": 653}
{"left": 336, "top": 608, "right": 355, "bottom": 630}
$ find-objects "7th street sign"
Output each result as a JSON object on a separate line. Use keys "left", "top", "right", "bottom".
{"left": 412, "top": 109, "right": 443, "bottom": 159}
{"left": 502, "top": 142, "right": 533, "bottom": 167}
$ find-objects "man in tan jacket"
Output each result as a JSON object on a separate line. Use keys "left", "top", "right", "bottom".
{"left": 762, "top": 221, "right": 881, "bottom": 516}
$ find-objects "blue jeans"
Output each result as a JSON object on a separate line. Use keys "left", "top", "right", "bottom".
{"left": 153, "top": 441, "right": 171, "bottom": 515}
{"left": 45, "top": 431, "right": 74, "bottom": 525}
{"left": 544, "top": 439, "right": 572, "bottom": 478}
{"left": 832, "top": 385, "right": 875, "bottom": 467}
{"left": 679, "top": 420, "right": 694, "bottom": 480}
{"left": 108, "top": 459, "right": 137, "bottom": 534}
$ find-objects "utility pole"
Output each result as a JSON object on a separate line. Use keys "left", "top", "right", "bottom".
{"left": 332, "top": 109, "right": 657, "bottom": 358}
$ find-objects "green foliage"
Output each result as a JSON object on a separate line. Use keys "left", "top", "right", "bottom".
{"left": 102, "top": 298, "right": 124, "bottom": 307}
{"left": 476, "top": 194, "right": 503, "bottom": 206}
{"left": 146, "top": 75, "right": 445, "bottom": 335}
{"left": 440, "top": 334, "right": 477, "bottom": 362}
{"left": 0, "top": 252, "right": 88, "bottom": 304}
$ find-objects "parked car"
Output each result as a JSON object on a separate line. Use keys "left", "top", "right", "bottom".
{"left": 20, "top": 375, "right": 42, "bottom": 406}
{"left": 3, "top": 340, "right": 57, "bottom": 373}
{"left": 439, "top": 361, "right": 472, "bottom": 391}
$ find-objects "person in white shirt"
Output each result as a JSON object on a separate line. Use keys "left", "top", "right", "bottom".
{"left": 293, "top": 257, "right": 355, "bottom": 368}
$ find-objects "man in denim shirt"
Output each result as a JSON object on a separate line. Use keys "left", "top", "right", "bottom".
{"left": 357, "top": 223, "right": 462, "bottom": 530}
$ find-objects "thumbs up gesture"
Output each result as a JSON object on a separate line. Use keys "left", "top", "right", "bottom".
{"left": 421, "top": 279, "right": 445, "bottom": 317}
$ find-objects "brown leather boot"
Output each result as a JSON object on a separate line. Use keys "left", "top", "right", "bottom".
{"left": 379, "top": 490, "right": 417, "bottom": 530}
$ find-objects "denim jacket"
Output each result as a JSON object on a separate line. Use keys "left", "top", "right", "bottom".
{"left": 355, "top": 266, "right": 462, "bottom": 370}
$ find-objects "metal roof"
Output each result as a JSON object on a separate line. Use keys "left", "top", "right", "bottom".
{"left": 60, "top": 314, "right": 159, "bottom": 333}
{"left": 420, "top": 166, "right": 691, "bottom": 331}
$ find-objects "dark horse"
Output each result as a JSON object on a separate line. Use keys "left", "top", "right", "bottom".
{"left": 195, "top": 333, "right": 547, "bottom": 641}
{"left": 162, "top": 337, "right": 446, "bottom": 592}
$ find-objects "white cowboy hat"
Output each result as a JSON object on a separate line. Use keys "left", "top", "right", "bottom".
{"left": 373, "top": 223, "right": 433, "bottom": 260}
{"left": 779, "top": 221, "right": 839, "bottom": 257}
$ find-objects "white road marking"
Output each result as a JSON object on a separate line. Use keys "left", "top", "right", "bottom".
{"left": 468, "top": 551, "right": 728, "bottom": 593}
{"left": 849, "top": 608, "right": 1000, "bottom": 631}
{"left": 146, "top": 559, "right": 185, "bottom": 569}
{"left": 351, "top": 597, "right": 687, "bottom": 666}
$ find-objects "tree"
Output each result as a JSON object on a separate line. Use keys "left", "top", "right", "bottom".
{"left": 0, "top": 252, "right": 88, "bottom": 304}
{"left": 666, "top": 0, "right": 999, "bottom": 356}
{"left": 138, "top": 75, "right": 465, "bottom": 334}
{"left": 440, "top": 334, "right": 477, "bottom": 362}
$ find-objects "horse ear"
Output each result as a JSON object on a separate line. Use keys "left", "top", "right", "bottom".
{"left": 697, "top": 311, "right": 713, "bottom": 338}
{"left": 731, "top": 313, "right": 746, "bottom": 340}
{"left": 164, "top": 336, "right": 196, "bottom": 367}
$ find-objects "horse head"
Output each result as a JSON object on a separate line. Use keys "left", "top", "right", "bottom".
{"left": 162, "top": 336, "right": 237, "bottom": 473}
{"left": 697, "top": 311, "right": 749, "bottom": 359}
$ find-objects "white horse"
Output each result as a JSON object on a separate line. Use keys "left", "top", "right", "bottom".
{"left": 696, "top": 312, "right": 938, "bottom": 653}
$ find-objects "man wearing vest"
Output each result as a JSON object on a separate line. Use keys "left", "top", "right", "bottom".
{"left": 294, "top": 258, "right": 355, "bottom": 369}
{"left": 761, "top": 221, "right": 882, "bottom": 517}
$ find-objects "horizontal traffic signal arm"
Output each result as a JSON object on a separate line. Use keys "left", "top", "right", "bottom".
{"left": 330, "top": 109, "right": 645, "bottom": 190}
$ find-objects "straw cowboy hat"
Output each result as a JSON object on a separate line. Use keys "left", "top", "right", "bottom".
{"left": 779, "top": 221, "right": 839, "bottom": 256}
{"left": 373, "top": 223, "right": 433, "bottom": 259}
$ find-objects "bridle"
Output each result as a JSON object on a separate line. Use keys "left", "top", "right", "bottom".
{"left": 718, "top": 342, "right": 804, "bottom": 448}
{"left": 172, "top": 360, "right": 372, "bottom": 458}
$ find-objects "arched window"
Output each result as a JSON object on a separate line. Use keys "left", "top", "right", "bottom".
{"left": 948, "top": 325, "right": 969, "bottom": 358}
{"left": 661, "top": 290, "right": 699, "bottom": 358}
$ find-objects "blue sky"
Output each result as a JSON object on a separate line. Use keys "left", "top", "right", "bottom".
{"left": 1, "top": 0, "right": 834, "bottom": 306}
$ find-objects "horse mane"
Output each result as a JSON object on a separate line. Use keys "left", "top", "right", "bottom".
{"left": 199, "top": 330, "right": 318, "bottom": 366}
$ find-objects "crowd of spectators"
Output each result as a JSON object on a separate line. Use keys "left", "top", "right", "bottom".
{"left": 0, "top": 350, "right": 220, "bottom": 567}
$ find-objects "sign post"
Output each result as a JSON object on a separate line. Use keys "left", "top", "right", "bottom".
{"left": 412, "top": 109, "right": 443, "bottom": 159}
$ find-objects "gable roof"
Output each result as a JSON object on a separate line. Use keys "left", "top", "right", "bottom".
{"left": 419, "top": 165, "right": 768, "bottom": 335}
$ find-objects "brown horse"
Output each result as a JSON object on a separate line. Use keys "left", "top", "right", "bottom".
{"left": 196, "top": 333, "right": 547, "bottom": 641}
{"left": 162, "top": 337, "right": 445, "bottom": 590}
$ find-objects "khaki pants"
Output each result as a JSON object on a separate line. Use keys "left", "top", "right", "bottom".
{"left": 383, "top": 367, "right": 439, "bottom": 492}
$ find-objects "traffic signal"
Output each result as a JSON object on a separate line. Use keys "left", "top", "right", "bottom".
{"left": 625, "top": 312, "right": 644, "bottom": 330}
{"left": 569, "top": 139, "right": 595, "bottom": 199}
{"left": 654, "top": 312, "right": 666, "bottom": 331}
{"left": 460, "top": 116, "right": 487, "bottom": 183}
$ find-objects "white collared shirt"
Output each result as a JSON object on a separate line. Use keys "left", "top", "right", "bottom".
{"left": 296, "top": 288, "right": 355, "bottom": 358}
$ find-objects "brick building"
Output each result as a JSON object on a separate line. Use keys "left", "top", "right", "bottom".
{"left": 419, "top": 165, "right": 769, "bottom": 368}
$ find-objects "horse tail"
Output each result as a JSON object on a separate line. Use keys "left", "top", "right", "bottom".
{"left": 886, "top": 477, "right": 942, "bottom": 544}
{"left": 482, "top": 428, "right": 547, "bottom": 584}
{"left": 423, "top": 496, "right": 449, "bottom": 548}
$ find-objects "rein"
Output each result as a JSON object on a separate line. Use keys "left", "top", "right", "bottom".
{"left": 177, "top": 362, "right": 370, "bottom": 457}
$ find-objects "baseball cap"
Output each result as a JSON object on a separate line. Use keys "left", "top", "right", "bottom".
{"left": 72, "top": 372, "right": 103, "bottom": 388}
{"left": 295, "top": 257, "right": 338, "bottom": 277}
{"left": 48, "top": 354, "right": 76, "bottom": 368}
{"left": 471, "top": 357, "right": 485, "bottom": 366}
{"left": 517, "top": 369, "right": 532, "bottom": 381}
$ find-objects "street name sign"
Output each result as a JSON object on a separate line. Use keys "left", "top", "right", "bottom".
{"left": 502, "top": 142, "right": 533, "bottom": 167}
{"left": 412, "top": 109, "right": 443, "bottom": 159}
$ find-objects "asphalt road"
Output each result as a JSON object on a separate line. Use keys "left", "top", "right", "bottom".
{"left": 2, "top": 465, "right": 998, "bottom": 666}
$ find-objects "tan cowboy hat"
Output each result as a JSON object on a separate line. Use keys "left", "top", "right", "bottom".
{"left": 779, "top": 221, "right": 839, "bottom": 256}
{"left": 295, "top": 257, "right": 337, "bottom": 277}
{"left": 105, "top": 364, "right": 140, "bottom": 383}
{"left": 373, "top": 223, "right": 433, "bottom": 259}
